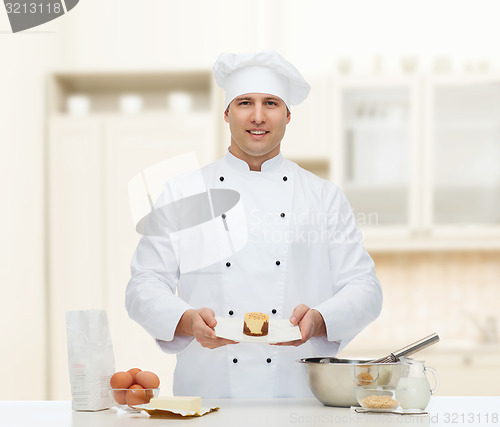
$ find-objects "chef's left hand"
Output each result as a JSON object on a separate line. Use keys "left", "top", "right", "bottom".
{"left": 272, "top": 304, "right": 326, "bottom": 347}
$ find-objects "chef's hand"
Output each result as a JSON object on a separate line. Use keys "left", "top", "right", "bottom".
{"left": 272, "top": 304, "right": 327, "bottom": 347}
{"left": 176, "top": 308, "right": 237, "bottom": 349}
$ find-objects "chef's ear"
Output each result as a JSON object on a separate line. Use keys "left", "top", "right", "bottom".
{"left": 286, "top": 107, "right": 291, "bottom": 124}
{"left": 224, "top": 106, "right": 230, "bottom": 123}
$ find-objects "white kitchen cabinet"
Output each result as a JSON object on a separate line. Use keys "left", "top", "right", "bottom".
{"left": 424, "top": 76, "right": 500, "bottom": 237}
{"left": 47, "top": 117, "right": 106, "bottom": 399}
{"left": 332, "top": 75, "right": 500, "bottom": 250}
{"left": 332, "top": 77, "right": 421, "bottom": 241}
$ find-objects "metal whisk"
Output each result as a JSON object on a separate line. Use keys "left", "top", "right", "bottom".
{"left": 368, "top": 333, "right": 440, "bottom": 364}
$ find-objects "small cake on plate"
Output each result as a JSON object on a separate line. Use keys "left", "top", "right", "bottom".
{"left": 243, "top": 312, "right": 269, "bottom": 336}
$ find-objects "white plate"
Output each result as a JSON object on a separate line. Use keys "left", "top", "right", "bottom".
{"left": 214, "top": 316, "right": 302, "bottom": 343}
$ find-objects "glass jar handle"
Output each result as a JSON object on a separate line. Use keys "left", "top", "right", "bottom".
{"left": 425, "top": 366, "right": 439, "bottom": 395}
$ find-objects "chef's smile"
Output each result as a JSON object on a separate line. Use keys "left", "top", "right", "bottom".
{"left": 247, "top": 128, "right": 269, "bottom": 138}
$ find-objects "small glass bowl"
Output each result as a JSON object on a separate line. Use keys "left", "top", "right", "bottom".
{"left": 354, "top": 365, "right": 379, "bottom": 385}
{"left": 354, "top": 385, "right": 400, "bottom": 409}
{"left": 109, "top": 387, "right": 159, "bottom": 412}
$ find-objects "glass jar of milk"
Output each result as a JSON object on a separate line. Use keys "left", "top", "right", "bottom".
{"left": 396, "top": 357, "right": 439, "bottom": 410}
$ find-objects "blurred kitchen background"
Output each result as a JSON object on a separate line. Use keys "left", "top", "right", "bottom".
{"left": 1, "top": 0, "right": 500, "bottom": 401}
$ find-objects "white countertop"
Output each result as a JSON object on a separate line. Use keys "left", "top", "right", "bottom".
{"left": 1, "top": 397, "right": 499, "bottom": 427}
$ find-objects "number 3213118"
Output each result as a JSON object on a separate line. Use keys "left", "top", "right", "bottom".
{"left": 5, "top": 2, "right": 62, "bottom": 14}
{"left": 442, "top": 413, "right": 498, "bottom": 424}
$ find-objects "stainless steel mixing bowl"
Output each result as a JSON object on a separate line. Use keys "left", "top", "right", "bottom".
{"left": 299, "top": 357, "right": 404, "bottom": 407}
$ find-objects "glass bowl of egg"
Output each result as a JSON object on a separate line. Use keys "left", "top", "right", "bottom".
{"left": 109, "top": 368, "right": 160, "bottom": 412}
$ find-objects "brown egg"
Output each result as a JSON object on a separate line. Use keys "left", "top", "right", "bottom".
{"left": 126, "top": 384, "right": 146, "bottom": 406}
{"left": 135, "top": 371, "right": 160, "bottom": 389}
{"left": 127, "top": 368, "right": 142, "bottom": 383}
{"left": 144, "top": 389, "right": 154, "bottom": 403}
{"left": 113, "top": 390, "right": 127, "bottom": 405}
{"left": 110, "top": 371, "right": 134, "bottom": 389}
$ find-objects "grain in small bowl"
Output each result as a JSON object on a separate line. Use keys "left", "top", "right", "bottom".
{"left": 354, "top": 385, "right": 400, "bottom": 410}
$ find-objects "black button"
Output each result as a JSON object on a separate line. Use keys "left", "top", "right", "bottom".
{"left": 229, "top": 310, "right": 234, "bottom": 316}
{"left": 280, "top": 212, "right": 285, "bottom": 218}
{"left": 233, "top": 358, "right": 238, "bottom": 363}
{"left": 220, "top": 176, "right": 224, "bottom": 181}
{"left": 276, "top": 260, "right": 280, "bottom": 266}
{"left": 283, "top": 176, "right": 288, "bottom": 181}
{"left": 222, "top": 213, "right": 226, "bottom": 219}
{"left": 226, "top": 262, "right": 231, "bottom": 267}
{"left": 266, "top": 358, "right": 272, "bottom": 363}
{"left": 272, "top": 309, "right": 277, "bottom": 314}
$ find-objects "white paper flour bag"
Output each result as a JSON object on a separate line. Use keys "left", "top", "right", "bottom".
{"left": 66, "top": 310, "right": 115, "bottom": 411}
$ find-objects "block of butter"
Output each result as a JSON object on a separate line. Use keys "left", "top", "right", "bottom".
{"left": 149, "top": 396, "right": 202, "bottom": 412}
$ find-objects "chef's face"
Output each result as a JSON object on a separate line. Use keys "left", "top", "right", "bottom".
{"left": 224, "top": 93, "right": 291, "bottom": 166}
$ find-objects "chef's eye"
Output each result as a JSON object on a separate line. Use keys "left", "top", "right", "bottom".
{"left": 265, "top": 101, "right": 278, "bottom": 106}
{"left": 239, "top": 101, "right": 251, "bottom": 106}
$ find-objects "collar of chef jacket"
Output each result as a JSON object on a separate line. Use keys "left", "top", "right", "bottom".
{"left": 225, "top": 148, "right": 285, "bottom": 172}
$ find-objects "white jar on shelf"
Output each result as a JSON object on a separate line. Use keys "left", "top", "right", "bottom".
{"left": 66, "top": 94, "right": 90, "bottom": 116}
{"left": 167, "top": 91, "right": 192, "bottom": 112}
{"left": 119, "top": 94, "right": 144, "bottom": 115}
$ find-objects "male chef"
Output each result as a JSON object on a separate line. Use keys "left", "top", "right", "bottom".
{"left": 126, "top": 51, "right": 382, "bottom": 398}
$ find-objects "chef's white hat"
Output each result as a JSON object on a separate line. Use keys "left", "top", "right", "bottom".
{"left": 213, "top": 50, "right": 311, "bottom": 110}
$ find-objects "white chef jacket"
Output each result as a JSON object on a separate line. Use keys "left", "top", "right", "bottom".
{"left": 126, "top": 150, "right": 382, "bottom": 398}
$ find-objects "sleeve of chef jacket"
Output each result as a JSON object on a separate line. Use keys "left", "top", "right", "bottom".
{"left": 310, "top": 182, "right": 383, "bottom": 355}
{"left": 125, "top": 190, "right": 195, "bottom": 354}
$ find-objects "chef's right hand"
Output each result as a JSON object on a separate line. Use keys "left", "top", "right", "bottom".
{"left": 176, "top": 308, "right": 237, "bottom": 349}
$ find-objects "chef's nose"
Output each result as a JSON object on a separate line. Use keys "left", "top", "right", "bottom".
{"left": 251, "top": 104, "right": 265, "bottom": 124}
